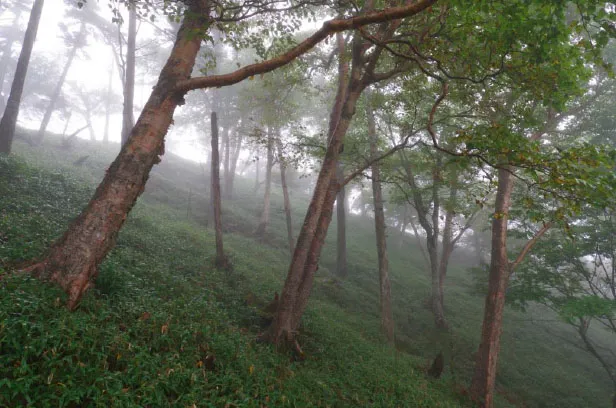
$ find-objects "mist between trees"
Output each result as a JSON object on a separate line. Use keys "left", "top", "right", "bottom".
{"left": 1, "top": 0, "right": 616, "bottom": 407}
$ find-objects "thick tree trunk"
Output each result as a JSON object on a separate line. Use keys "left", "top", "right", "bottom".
{"left": 368, "top": 93, "right": 394, "bottom": 343}
{"left": 37, "top": 22, "right": 85, "bottom": 143}
{"left": 255, "top": 127, "right": 273, "bottom": 236}
{"left": 0, "top": 0, "right": 44, "bottom": 154}
{"left": 266, "top": 60, "right": 364, "bottom": 346}
{"left": 22, "top": 2, "right": 209, "bottom": 309}
{"left": 277, "top": 136, "right": 294, "bottom": 256}
{"left": 121, "top": 2, "right": 136, "bottom": 146}
{"left": 336, "top": 162, "right": 347, "bottom": 278}
{"left": 470, "top": 166, "right": 515, "bottom": 408}
{"left": 210, "top": 112, "right": 228, "bottom": 269}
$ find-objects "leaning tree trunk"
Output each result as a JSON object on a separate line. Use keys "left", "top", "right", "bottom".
{"left": 368, "top": 93, "right": 394, "bottom": 342}
{"left": 121, "top": 1, "right": 136, "bottom": 146}
{"left": 22, "top": 1, "right": 209, "bottom": 309}
{"left": 0, "top": 0, "right": 44, "bottom": 154}
{"left": 470, "top": 166, "right": 515, "bottom": 408}
{"left": 37, "top": 22, "right": 85, "bottom": 143}
{"left": 255, "top": 127, "right": 273, "bottom": 236}
{"left": 266, "top": 53, "right": 364, "bottom": 346}
{"left": 336, "top": 162, "right": 348, "bottom": 278}
{"left": 277, "top": 136, "right": 294, "bottom": 256}
{"left": 210, "top": 112, "right": 229, "bottom": 269}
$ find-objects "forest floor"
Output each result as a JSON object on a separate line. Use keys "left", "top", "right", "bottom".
{"left": 0, "top": 131, "right": 613, "bottom": 407}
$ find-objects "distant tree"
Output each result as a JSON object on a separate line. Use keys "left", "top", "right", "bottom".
{"left": 210, "top": 111, "right": 229, "bottom": 269}
{"left": 121, "top": 1, "right": 136, "bottom": 146}
{"left": 367, "top": 90, "right": 394, "bottom": 343}
{"left": 0, "top": 0, "right": 44, "bottom": 154}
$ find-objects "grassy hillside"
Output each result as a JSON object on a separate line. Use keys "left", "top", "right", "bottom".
{"left": 0, "top": 132, "right": 613, "bottom": 407}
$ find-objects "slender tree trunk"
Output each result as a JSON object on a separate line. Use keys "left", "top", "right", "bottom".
{"left": 470, "top": 166, "right": 515, "bottom": 408}
{"left": 277, "top": 136, "right": 294, "bottom": 256}
{"left": 436, "top": 172, "right": 458, "bottom": 321}
{"left": 336, "top": 162, "right": 347, "bottom": 277}
{"left": 37, "top": 22, "right": 85, "bottom": 143}
{"left": 0, "top": 0, "right": 44, "bottom": 154}
{"left": 103, "top": 56, "right": 114, "bottom": 144}
{"left": 255, "top": 127, "right": 273, "bottom": 236}
{"left": 226, "top": 130, "right": 242, "bottom": 198}
{"left": 22, "top": 2, "right": 210, "bottom": 309}
{"left": 253, "top": 152, "right": 260, "bottom": 193}
{"left": 368, "top": 92, "right": 394, "bottom": 343}
{"left": 61, "top": 111, "right": 71, "bottom": 138}
{"left": 211, "top": 111, "right": 228, "bottom": 269}
{"left": 121, "top": 1, "right": 136, "bottom": 146}
{"left": 0, "top": 8, "right": 22, "bottom": 113}
{"left": 222, "top": 125, "right": 231, "bottom": 197}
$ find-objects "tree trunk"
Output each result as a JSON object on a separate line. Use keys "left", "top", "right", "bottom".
{"left": 0, "top": 0, "right": 44, "bottom": 154}
{"left": 336, "top": 162, "right": 347, "bottom": 278}
{"left": 277, "top": 136, "right": 294, "bottom": 256}
{"left": 103, "top": 55, "right": 114, "bottom": 144}
{"left": 255, "top": 127, "right": 273, "bottom": 236}
{"left": 470, "top": 166, "right": 515, "bottom": 408}
{"left": 121, "top": 1, "right": 136, "bottom": 146}
{"left": 266, "top": 41, "right": 364, "bottom": 345}
{"left": 37, "top": 22, "right": 85, "bottom": 143}
{"left": 222, "top": 125, "right": 231, "bottom": 198}
{"left": 368, "top": 92, "right": 394, "bottom": 343}
{"left": 0, "top": 8, "right": 23, "bottom": 113}
{"left": 22, "top": 1, "right": 209, "bottom": 309}
{"left": 210, "top": 111, "right": 228, "bottom": 269}
{"left": 436, "top": 171, "right": 458, "bottom": 322}
{"left": 226, "top": 129, "right": 242, "bottom": 199}
{"left": 253, "top": 151, "right": 260, "bottom": 193}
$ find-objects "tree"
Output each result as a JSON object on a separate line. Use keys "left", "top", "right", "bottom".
{"left": 36, "top": 21, "right": 86, "bottom": 142}
{"left": 121, "top": 1, "right": 136, "bottom": 146}
{"left": 367, "top": 90, "right": 394, "bottom": 342}
{"left": 0, "top": 0, "right": 44, "bottom": 154}
{"left": 210, "top": 111, "right": 230, "bottom": 269}
{"left": 22, "top": 0, "right": 439, "bottom": 309}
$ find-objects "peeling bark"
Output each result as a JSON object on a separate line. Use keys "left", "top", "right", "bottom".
{"left": 22, "top": 2, "right": 210, "bottom": 308}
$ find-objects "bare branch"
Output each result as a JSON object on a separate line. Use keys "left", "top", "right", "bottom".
{"left": 509, "top": 222, "right": 552, "bottom": 273}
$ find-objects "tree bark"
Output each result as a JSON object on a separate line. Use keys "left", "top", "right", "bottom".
{"left": 121, "top": 1, "right": 136, "bottom": 146}
{"left": 0, "top": 0, "right": 44, "bottom": 154}
{"left": 22, "top": 1, "right": 210, "bottom": 309}
{"left": 277, "top": 136, "right": 294, "bottom": 256}
{"left": 336, "top": 162, "right": 347, "bottom": 277}
{"left": 470, "top": 166, "right": 515, "bottom": 408}
{"left": 368, "top": 92, "right": 394, "bottom": 343}
{"left": 211, "top": 111, "right": 228, "bottom": 269}
{"left": 37, "top": 22, "right": 85, "bottom": 143}
{"left": 255, "top": 127, "right": 274, "bottom": 236}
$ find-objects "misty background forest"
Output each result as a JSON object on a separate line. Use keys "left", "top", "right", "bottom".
{"left": 1, "top": 0, "right": 616, "bottom": 407}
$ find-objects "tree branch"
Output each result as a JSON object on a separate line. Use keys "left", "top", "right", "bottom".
{"left": 509, "top": 222, "right": 552, "bottom": 273}
{"left": 175, "top": 0, "right": 438, "bottom": 93}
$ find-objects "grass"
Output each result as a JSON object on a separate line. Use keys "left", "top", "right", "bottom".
{"left": 0, "top": 131, "right": 614, "bottom": 407}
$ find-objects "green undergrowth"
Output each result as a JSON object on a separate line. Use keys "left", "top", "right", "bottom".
{"left": 1, "top": 133, "right": 615, "bottom": 407}
{"left": 0, "top": 152, "right": 469, "bottom": 407}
